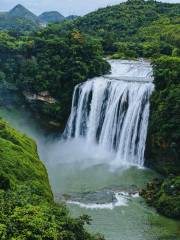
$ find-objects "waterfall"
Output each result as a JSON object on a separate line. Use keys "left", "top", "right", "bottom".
{"left": 64, "top": 60, "right": 154, "bottom": 167}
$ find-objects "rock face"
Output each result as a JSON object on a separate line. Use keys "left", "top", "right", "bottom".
{"left": 0, "top": 118, "right": 53, "bottom": 201}
{"left": 23, "top": 91, "right": 57, "bottom": 104}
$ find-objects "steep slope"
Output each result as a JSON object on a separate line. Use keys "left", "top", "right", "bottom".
{"left": 0, "top": 4, "right": 39, "bottom": 32}
{"left": 0, "top": 14, "right": 38, "bottom": 32}
{"left": 65, "top": 0, "right": 180, "bottom": 53}
{"left": 0, "top": 118, "right": 53, "bottom": 200}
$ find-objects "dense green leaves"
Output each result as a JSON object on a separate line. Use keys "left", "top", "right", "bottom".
{"left": 145, "top": 57, "right": 180, "bottom": 175}
{"left": 63, "top": 0, "right": 180, "bottom": 56}
{"left": 141, "top": 176, "right": 180, "bottom": 219}
{"left": 0, "top": 187, "right": 104, "bottom": 240}
{"left": 0, "top": 118, "right": 53, "bottom": 200}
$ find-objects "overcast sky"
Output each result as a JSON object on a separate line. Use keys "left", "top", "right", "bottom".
{"left": 1, "top": 0, "right": 180, "bottom": 16}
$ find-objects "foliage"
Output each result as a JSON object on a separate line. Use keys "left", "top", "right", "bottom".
{"left": 0, "top": 186, "right": 104, "bottom": 240}
{"left": 60, "top": 0, "right": 180, "bottom": 57}
{"left": 0, "top": 30, "right": 110, "bottom": 129}
{"left": 145, "top": 56, "right": 180, "bottom": 175}
{"left": 0, "top": 118, "right": 53, "bottom": 200}
{"left": 0, "top": 14, "right": 38, "bottom": 34}
{"left": 141, "top": 176, "right": 180, "bottom": 219}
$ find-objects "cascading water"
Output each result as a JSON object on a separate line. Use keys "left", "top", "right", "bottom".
{"left": 64, "top": 60, "right": 154, "bottom": 167}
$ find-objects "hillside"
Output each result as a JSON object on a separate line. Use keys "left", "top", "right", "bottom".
{"left": 0, "top": 30, "right": 110, "bottom": 130}
{"left": 60, "top": 0, "right": 180, "bottom": 55}
{"left": 0, "top": 4, "right": 39, "bottom": 33}
{"left": 0, "top": 13, "right": 38, "bottom": 33}
{"left": 0, "top": 118, "right": 52, "bottom": 200}
{"left": 9, "top": 4, "right": 38, "bottom": 23}
{"left": 0, "top": 4, "right": 74, "bottom": 32}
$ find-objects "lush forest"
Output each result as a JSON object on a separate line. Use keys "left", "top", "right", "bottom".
{"left": 0, "top": 30, "right": 110, "bottom": 129}
{"left": 0, "top": 0, "right": 179, "bottom": 223}
{"left": 57, "top": 0, "right": 180, "bottom": 57}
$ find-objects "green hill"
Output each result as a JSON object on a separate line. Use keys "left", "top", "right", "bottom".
{"left": 61, "top": 0, "right": 180, "bottom": 56}
{"left": 9, "top": 4, "right": 38, "bottom": 23}
{"left": 0, "top": 4, "right": 39, "bottom": 33}
{"left": 39, "top": 11, "right": 65, "bottom": 24}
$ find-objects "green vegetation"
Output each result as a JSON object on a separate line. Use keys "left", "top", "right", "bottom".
{"left": 0, "top": 118, "right": 52, "bottom": 200}
{"left": 60, "top": 0, "right": 180, "bottom": 57}
{"left": 141, "top": 176, "right": 180, "bottom": 219}
{"left": 0, "top": 119, "right": 104, "bottom": 240}
{"left": 0, "top": 30, "right": 110, "bottom": 129}
{"left": 0, "top": 4, "right": 39, "bottom": 34}
{"left": 143, "top": 56, "right": 180, "bottom": 219}
{"left": 146, "top": 56, "right": 180, "bottom": 176}
{"left": 0, "top": 15, "right": 38, "bottom": 34}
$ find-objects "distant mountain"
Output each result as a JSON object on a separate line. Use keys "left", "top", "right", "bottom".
{"left": 0, "top": 12, "right": 7, "bottom": 16}
{"left": 66, "top": 15, "right": 79, "bottom": 20}
{"left": 9, "top": 4, "right": 38, "bottom": 23}
{"left": 39, "top": 11, "right": 65, "bottom": 24}
{"left": 0, "top": 4, "right": 78, "bottom": 32}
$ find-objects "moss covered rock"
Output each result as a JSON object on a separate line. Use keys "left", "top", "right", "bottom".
{"left": 0, "top": 118, "right": 53, "bottom": 201}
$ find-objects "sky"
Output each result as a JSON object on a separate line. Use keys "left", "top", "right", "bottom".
{"left": 1, "top": 0, "right": 180, "bottom": 16}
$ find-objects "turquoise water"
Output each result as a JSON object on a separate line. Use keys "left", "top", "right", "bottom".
{"left": 0, "top": 107, "right": 179, "bottom": 240}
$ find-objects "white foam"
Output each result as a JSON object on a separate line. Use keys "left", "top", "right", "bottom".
{"left": 67, "top": 192, "right": 140, "bottom": 210}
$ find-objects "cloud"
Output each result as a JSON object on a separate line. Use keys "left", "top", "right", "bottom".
{"left": 0, "top": 0, "right": 179, "bottom": 16}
